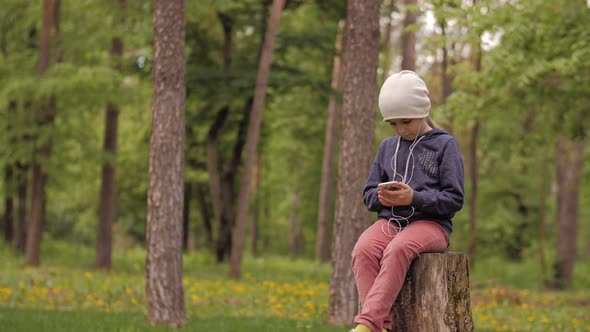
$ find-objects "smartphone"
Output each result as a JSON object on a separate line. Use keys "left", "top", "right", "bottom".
{"left": 377, "top": 181, "right": 403, "bottom": 191}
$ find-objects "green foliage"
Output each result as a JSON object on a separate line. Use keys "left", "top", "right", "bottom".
{"left": 0, "top": 0, "right": 153, "bottom": 242}
{"left": 0, "top": 0, "right": 588, "bottom": 271}
{"left": 436, "top": 0, "right": 590, "bottom": 263}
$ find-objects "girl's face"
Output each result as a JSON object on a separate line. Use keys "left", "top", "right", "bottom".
{"left": 387, "top": 118, "right": 430, "bottom": 140}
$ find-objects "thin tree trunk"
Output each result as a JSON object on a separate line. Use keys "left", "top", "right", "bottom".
{"left": 53, "top": 0, "right": 62, "bottom": 62}
{"left": 207, "top": 12, "right": 232, "bottom": 229}
{"left": 229, "top": 0, "right": 286, "bottom": 279}
{"left": 15, "top": 28, "right": 36, "bottom": 253}
{"left": 15, "top": 163, "right": 28, "bottom": 252}
{"left": 316, "top": 19, "right": 344, "bottom": 263}
{"left": 145, "top": 0, "right": 186, "bottom": 326}
{"left": 208, "top": 13, "right": 233, "bottom": 262}
{"left": 96, "top": 0, "right": 125, "bottom": 271}
{"left": 467, "top": 20, "right": 481, "bottom": 267}
{"left": 215, "top": 106, "right": 249, "bottom": 262}
{"left": 4, "top": 166, "right": 14, "bottom": 242}
{"left": 4, "top": 105, "right": 16, "bottom": 243}
{"left": 328, "top": 0, "right": 380, "bottom": 325}
{"left": 381, "top": 1, "right": 396, "bottom": 83}
{"left": 289, "top": 194, "right": 300, "bottom": 257}
{"left": 195, "top": 185, "right": 213, "bottom": 247}
{"left": 208, "top": 107, "right": 230, "bottom": 262}
{"left": 26, "top": 0, "right": 55, "bottom": 267}
{"left": 182, "top": 182, "right": 191, "bottom": 252}
{"left": 250, "top": 154, "right": 262, "bottom": 257}
{"left": 401, "top": 0, "right": 416, "bottom": 71}
{"left": 96, "top": 103, "right": 118, "bottom": 270}
{"left": 539, "top": 146, "right": 549, "bottom": 286}
{"left": 440, "top": 20, "right": 453, "bottom": 134}
{"left": 250, "top": 202, "right": 259, "bottom": 256}
{"left": 553, "top": 136, "right": 583, "bottom": 289}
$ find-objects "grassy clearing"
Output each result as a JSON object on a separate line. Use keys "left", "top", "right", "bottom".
{"left": 1, "top": 242, "right": 589, "bottom": 331}
{"left": 0, "top": 307, "right": 343, "bottom": 332}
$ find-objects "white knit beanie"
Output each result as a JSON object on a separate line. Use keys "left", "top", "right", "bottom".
{"left": 378, "top": 70, "right": 431, "bottom": 122}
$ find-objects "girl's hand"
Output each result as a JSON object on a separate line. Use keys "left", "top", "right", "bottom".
{"left": 377, "top": 182, "right": 413, "bottom": 207}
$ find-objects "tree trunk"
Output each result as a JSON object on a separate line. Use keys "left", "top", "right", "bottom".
{"left": 539, "top": 146, "right": 549, "bottom": 286}
{"left": 96, "top": 0, "right": 125, "bottom": 271}
{"left": 401, "top": 0, "right": 416, "bottom": 71}
{"left": 195, "top": 185, "right": 213, "bottom": 248}
{"left": 217, "top": 172, "right": 235, "bottom": 261}
{"left": 381, "top": 1, "right": 396, "bottom": 83}
{"left": 53, "top": 0, "right": 62, "bottom": 63}
{"left": 95, "top": 110, "right": 118, "bottom": 265}
{"left": 182, "top": 182, "right": 191, "bottom": 252}
{"left": 250, "top": 202, "right": 259, "bottom": 257}
{"left": 15, "top": 163, "right": 28, "bottom": 252}
{"left": 316, "top": 19, "right": 344, "bottom": 263}
{"left": 229, "top": 0, "right": 286, "bottom": 279}
{"left": 328, "top": 0, "right": 380, "bottom": 325}
{"left": 146, "top": 0, "right": 186, "bottom": 326}
{"left": 466, "top": 126, "right": 479, "bottom": 266}
{"left": 467, "top": 25, "right": 481, "bottom": 267}
{"left": 553, "top": 136, "right": 583, "bottom": 289}
{"left": 208, "top": 106, "right": 229, "bottom": 261}
{"left": 96, "top": 103, "right": 118, "bottom": 270}
{"left": 209, "top": 13, "right": 234, "bottom": 262}
{"left": 440, "top": 20, "right": 453, "bottom": 134}
{"left": 4, "top": 165, "right": 14, "bottom": 242}
{"left": 250, "top": 154, "right": 262, "bottom": 257}
{"left": 390, "top": 253, "right": 474, "bottom": 331}
{"left": 288, "top": 194, "right": 300, "bottom": 257}
{"left": 214, "top": 104, "right": 250, "bottom": 261}
{"left": 26, "top": 0, "right": 55, "bottom": 267}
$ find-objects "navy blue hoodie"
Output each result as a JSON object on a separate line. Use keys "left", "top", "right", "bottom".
{"left": 363, "top": 128, "right": 464, "bottom": 236}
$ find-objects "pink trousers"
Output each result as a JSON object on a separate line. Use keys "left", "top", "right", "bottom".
{"left": 352, "top": 219, "right": 449, "bottom": 332}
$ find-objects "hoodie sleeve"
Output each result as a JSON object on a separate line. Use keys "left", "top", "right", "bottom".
{"left": 411, "top": 138, "right": 464, "bottom": 215}
{"left": 363, "top": 141, "right": 386, "bottom": 212}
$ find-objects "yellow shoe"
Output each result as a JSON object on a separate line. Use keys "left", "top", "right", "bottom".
{"left": 349, "top": 324, "right": 372, "bottom": 332}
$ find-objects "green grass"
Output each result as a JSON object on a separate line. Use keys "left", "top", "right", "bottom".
{"left": 0, "top": 307, "right": 344, "bottom": 332}
{"left": 470, "top": 254, "right": 590, "bottom": 290}
{"left": 0, "top": 241, "right": 332, "bottom": 283}
{"left": 1, "top": 241, "right": 589, "bottom": 332}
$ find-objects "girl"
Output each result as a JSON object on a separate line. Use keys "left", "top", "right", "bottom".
{"left": 350, "top": 70, "right": 464, "bottom": 332}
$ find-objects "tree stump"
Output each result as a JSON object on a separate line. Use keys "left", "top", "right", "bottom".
{"left": 391, "top": 252, "right": 473, "bottom": 332}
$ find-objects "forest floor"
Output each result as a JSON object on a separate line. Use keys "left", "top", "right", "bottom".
{"left": 0, "top": 242, "right": 588, "bottom": 332}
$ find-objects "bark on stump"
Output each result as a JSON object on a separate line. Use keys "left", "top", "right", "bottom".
{"left": 391, "top": 252, "right": 473, "bottom": 332}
